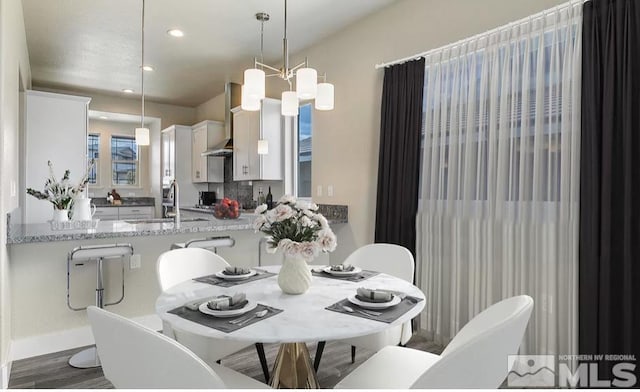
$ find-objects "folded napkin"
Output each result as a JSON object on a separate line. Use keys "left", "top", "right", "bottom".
{"left": 223, "top": 266, "right": 252, "bottom": 275}
{"left": 207, "top": 293, "right": 248, "bottom": 310}
{"left": 330, "top": 264, "right": 355, "bottom": 272}
{"left": 356, "top": 287, "right": 394, "bottom": 303}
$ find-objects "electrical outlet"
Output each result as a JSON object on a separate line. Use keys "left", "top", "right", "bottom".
{"left": 317, "top": 185, "right": 323, "bottom": 197}
{"left": 130, "top": 254, "right": 142, "bottom": 269}
{"left": 327, "top": 185, "right": 334, "bottom": 197}
{"left": 128, "top": 192, "right": 135, "bottom": 196}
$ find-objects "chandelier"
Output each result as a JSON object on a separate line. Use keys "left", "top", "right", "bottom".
{"left": 242, "top": 0, "right": 334, "bottom": 116}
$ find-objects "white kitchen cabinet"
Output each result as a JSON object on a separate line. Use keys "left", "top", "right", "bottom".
{"left": 161, "top": 125, "right": 199, "bottom": 207}
{"left": 118, "top": 206, "right": 155, "bottom": 220}
{"left": 93, "top": 207, "right": 119, "bottom": 221}
{"left": 24, "top": 90, "right": 91, "bottom": 223}
{"left": 191, "top": 120, "right": 224, "bottom": 183}
{"left": 94, "top": 206, "right": 154, "bottom": 221}
{"left": 233, "top": 98, "right": 283, "bottom": 181}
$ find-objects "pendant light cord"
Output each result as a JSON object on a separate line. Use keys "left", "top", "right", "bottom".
{"left": 140, "top": 0, "right": 145, "bottom": 128}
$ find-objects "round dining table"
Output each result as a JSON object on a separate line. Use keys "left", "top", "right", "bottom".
{"left": 155, "top": 265, "right": 426, "bottom": 388}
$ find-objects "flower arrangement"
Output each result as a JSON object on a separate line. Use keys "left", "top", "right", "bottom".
{"left": 26, "top": 160, "right": 95, "bottom": 210}
{"left": 254, "top": 195, "right": 337, "bottom": 261}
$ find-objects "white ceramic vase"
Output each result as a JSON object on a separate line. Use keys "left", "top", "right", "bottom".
{"left": 52, "top": 208, "right": 69, "bottom": 222}
{"left": 278, "top": 255, "right": 312, "bottom": 295}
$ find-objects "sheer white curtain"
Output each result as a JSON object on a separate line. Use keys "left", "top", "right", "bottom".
{"left": 416, "top": 2, "right": 582, "bottom": 356}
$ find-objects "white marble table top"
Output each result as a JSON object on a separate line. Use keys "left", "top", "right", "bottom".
{"left": 155, "top": 265, "right": 425, "bottom": 344}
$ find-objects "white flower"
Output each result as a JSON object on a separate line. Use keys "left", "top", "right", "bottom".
{"left": 308, "top": 202, "right": 319, "bottom": 211}
{"left": 253, "top": 215, "right": 267, "bottom": 231}
{"left": 278, "top": 194, "right": 297, "bottom": 205}
{"left": 313, "top": 214, "right": 329, "bottom": 229}
{"left": 300, "top": 216, "right": 315, "bottom": 228}
{"left": 297, "top": 241, "right": 320, "bottom": 260}
{"left": 317, "top": 229, "right": 337, "bottom": 252}
{"left": 302, "top": 209, "right": 315, "bottom": 217}
{"left": 273, "top": 204, "right": 295, "bottom": 222}
{"left": 278, "top": 239, "right": 298, "bottom": 256}
{"left": 255, "top": 204, "right": 268, "bottom": 214}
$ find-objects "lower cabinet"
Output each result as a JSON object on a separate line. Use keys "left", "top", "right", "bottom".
{"left": 94, "top": 206, "right": 154, "bottom": 221}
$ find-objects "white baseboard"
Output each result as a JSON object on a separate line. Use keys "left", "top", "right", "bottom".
{"left": 1, "top": 360, "right": 11, "bottom": 389}
{"left": 10, "top": 313, "right": 161, "bottom": 362}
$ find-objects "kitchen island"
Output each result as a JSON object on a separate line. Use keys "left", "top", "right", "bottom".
{"left": 5, "top": 206, "right": 347, "bottom": 360}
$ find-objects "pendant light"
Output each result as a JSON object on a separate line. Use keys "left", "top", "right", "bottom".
{"left": 135, "top": 0, "right": 150, "bottom": 146}
{"left": 243, "top": 0, "right": 334, "bottom": 116}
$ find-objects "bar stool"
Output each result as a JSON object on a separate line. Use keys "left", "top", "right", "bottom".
{"left": 170, "top": 236, "right": 235, "bottom": 253}
{"left": 67, "top": 243, "right": 134, "bottom": 369}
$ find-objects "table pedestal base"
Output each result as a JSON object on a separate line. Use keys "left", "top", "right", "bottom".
{"left": 269, "top": 343, "right": 320, "bottom": 389}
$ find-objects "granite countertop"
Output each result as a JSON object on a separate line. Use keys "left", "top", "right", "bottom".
{"left": 7, "top": 217, "right": 255, "bottom": 244}
{"left": 6, "top": 204, "right": 348, "bottom": 244}
{"left": 93, "top": 197, "right": 156, "bottom": 208}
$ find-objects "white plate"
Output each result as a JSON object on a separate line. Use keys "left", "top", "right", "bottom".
{"left": 323, "top": 266, "right": 362, "bottom": 276}
{"left": 198, "top": 300, "right": 257, "bottom": 318}
{"left": 215, "top": 269, "right": 257, "bottom": 280}
{"left": 347, "top": 294, "right": 401, "bottom": 309}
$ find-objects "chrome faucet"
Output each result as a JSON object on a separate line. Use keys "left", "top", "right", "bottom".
{"left": 168, "top": 179, "right": 180, "bottom": 225}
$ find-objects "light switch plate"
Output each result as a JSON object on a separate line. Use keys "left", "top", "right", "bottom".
{"left": 317, "top": 185, "right": 323, "bottom": 197}
{"left": 130, "top": 254, "right": 142, "bottom": 269}
{"left": 327, "top": 185, "right": 334, "bottom": 197}
{"left": 11, "top": 181, "right": 16, "bottom": 197}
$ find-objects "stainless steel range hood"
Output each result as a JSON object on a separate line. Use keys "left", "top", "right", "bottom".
{"left": 202, "top": 82, "right": 241, "bottom": 156}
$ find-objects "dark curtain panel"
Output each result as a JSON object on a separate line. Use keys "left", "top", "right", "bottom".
{"left": 374, "top": 58, "right": 425, "bottom": 258}
{"left": 580, "top": 0, "right": 640, "bottom": 382}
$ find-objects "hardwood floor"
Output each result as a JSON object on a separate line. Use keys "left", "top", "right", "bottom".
{"left": 8, "top": 335, "right": 442, "bottom": 389}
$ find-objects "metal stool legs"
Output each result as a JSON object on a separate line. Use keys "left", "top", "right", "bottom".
{"left": 67, "top": 244, "right": 133, "bottom": 369}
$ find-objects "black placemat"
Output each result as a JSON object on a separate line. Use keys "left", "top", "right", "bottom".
{"left": 311, "top": 269, "right": 380, "bottom": 282}
{"left": 168, "top": 303, "right": 283, "bottom": 333}
{"left": 193, "top": 269, "right": 276, "bottom": 287}
{"left": 325, "top": 296, "right": 423, "bottom": 323}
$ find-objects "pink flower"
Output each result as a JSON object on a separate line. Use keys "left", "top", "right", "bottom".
{"left": 317, "top": 229, "right": 337, "bottom": 252}
{"left": 297, "top": 241, "right": 320, "bottom": 260}
{"left": 273, "top": 204, "right": 295, "bottom": 222}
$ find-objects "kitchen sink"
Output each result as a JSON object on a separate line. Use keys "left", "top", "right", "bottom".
{"left": 124, "top": 217, "right": 210, "bottom": 224}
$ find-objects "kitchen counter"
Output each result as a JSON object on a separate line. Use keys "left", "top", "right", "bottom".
{"left": 6, "top": 203, "right": 348, "bottom": 244}
{"left": 6, "top": 215, "right": 255, "bottom": 244}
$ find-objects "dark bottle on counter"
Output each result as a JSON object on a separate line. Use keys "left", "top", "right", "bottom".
{"left": 266, "top": 186, "right": 274, "bottom": 209}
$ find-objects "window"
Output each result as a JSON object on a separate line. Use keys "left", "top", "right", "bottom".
{"left": 297, "top": 104, "right": 312, "bottom": 198}
{"left": 87, "top": 134, "right": 99, "bottom": 185}
{"left": 111, "top": 135, "right": 138, "bottom": 186}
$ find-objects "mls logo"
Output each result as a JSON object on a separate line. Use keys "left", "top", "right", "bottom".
{"left": 507, "top": 355, "right": 555, "bottom": 387}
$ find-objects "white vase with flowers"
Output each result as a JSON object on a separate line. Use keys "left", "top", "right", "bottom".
{"left": 254, "top": 195, "right": 337, "bottom": 294}
{"left": 26, "top": 160, "right": 95, "bottom": 222}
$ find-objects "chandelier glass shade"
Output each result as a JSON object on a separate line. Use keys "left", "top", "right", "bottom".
{"left": 242, "top": 0, "right": 334, "bottom": 116}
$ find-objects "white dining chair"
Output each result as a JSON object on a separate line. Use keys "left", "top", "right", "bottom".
{"left": 156, "top": 248, "right": 270, "bottom": 381}
{"left": 334, "top": 295, "right": 534, "bottom": 389}
{"left": 321, "top": 243, "right": 415, "bottom": 367}
{"left": 87, "top": 306, "right": 268, "bottom": 389}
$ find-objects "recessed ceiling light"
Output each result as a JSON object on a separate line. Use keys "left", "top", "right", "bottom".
{"left": 167, "top": 29, "right": 184, "bottom": 37}
{"left": 99, "top": 116, "right": 108, "bottom": 120}
{"left": 122, "top": 88, "right": 134, "bottom": 93}
{"left": 141, "top": 65, "right": 154, "bottom": 72}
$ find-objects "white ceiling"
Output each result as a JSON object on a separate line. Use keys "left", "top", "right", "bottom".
{"left": 22, "top": 0, "right": 397, "bottom": 107}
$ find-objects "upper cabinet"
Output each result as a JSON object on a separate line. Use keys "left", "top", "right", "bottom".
{"left": 161, "top": 125, "right": 199, "bottom": 206}
{"left": 233, "top": 98, "right": 283, "bottom": 181}
{"left": 24, "top": 90, "right": 91, "bottom": 223}
{"left": 191, "top": 120, "right": 224, "bottom": 183}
